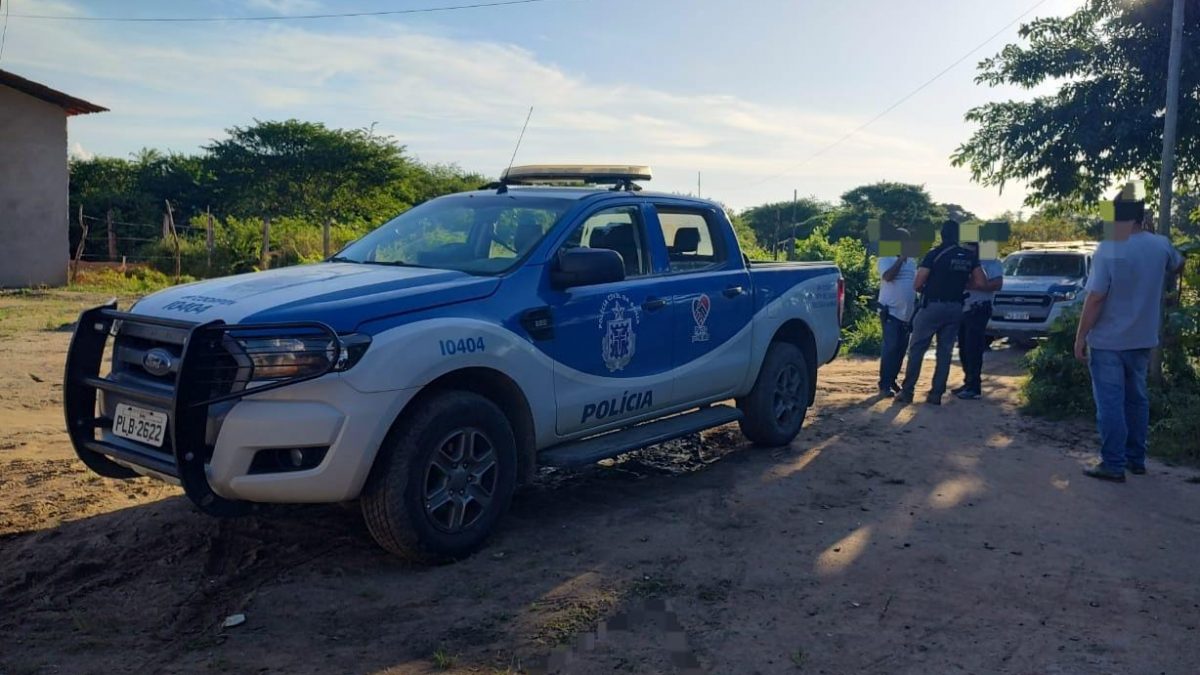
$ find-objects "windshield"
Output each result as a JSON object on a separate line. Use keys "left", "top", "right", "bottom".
{"left": 334, "top": 195, "right": 573, "bottom": 274}
{"left": 1002, "top": 253, "right": 1086, "bottom": 278}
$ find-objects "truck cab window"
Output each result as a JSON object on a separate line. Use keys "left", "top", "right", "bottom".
{"left": 659, "top": 209, "right": 726, "bottom": 273}
{"left": 561, "top": 206, "right": 649, "bottom": 277}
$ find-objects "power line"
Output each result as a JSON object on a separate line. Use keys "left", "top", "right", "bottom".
{"left": 9, "top": 0, "right": 554, "bottom": 23}
{"left": 719, "top": 0, "right": 1051, "bottom": 193}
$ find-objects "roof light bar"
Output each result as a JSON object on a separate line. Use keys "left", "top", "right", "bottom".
{"left": 500, "top": 164, "right": 653, "bottom": 185}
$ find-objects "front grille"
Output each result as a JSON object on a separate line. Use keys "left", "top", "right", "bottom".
{"left": 111, "top": 321, "right": 246, "bottom": 401}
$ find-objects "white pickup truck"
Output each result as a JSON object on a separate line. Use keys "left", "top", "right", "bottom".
{"left": 65, "top": 165, "right": 843, "bottom": 562}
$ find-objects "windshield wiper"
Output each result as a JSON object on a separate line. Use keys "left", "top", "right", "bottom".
{"left": 357, "top": 260, "right": 426, "bottom": 268}
{"left": 327, "top": 256, "right": 424, "bottom": 268}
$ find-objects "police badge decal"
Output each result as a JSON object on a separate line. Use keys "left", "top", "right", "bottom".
{"left": 599, "top": 292, "right": 640, "bottom": 372}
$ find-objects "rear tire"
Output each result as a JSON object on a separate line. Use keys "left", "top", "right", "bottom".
{"left": 361, "top": 391, "right": 517, "bottom": 564}
{"left": 737, "top": 342, "right": 810, "bottom": 447}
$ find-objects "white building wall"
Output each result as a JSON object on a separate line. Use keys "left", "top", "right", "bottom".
{"left": 0, "top": 85, "right": 69, "bottom": 287}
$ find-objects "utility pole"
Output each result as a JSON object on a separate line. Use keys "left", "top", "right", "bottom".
{"left": 1157, "top": 0, "right": 1185, "bottom": 239}
{"left": 791, "top": 188, "right": 798, "bottom": 240}
{"left": 774, "top": 210, "right": 781, "bottom": 260}
{"left": 1153, "top": 0, "right": 1186, "bottom": 384}
{"left": 697, "top": 171, "right": 701, "bottom": 198}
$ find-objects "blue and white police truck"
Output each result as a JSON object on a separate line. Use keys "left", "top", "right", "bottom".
{"left": 64, "top": 165, "right": 843, "bottom": 562}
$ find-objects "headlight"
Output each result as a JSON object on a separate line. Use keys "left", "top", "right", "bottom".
{"left": 1049, "top": 288, "right": 1079, "bottom": 302}
{"left": 236, "top": 334, "right": 371, "bottom": 380}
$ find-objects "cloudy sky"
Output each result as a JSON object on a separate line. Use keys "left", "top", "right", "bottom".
{"left": 2, "top": 0, "right": 1081, "bottom": 216}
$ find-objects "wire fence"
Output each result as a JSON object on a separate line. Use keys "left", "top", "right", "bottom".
{"left": 68, "top": 204, "right": 346, "bottom": 284}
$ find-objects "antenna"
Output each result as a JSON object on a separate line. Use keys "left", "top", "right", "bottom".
{"left": 506, "top": 106, "right": 534, "bottom": 177}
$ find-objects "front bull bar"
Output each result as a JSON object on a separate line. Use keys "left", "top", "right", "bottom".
{"left": 63, "top": 301, "right": 340, "bottom": 517}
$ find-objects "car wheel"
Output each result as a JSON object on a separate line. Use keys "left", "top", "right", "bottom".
{"left": 737, "top": 341, "right": 810, "bottom": 447}
{"left": 361, "top": 391, "right": 516, "bottom": 563}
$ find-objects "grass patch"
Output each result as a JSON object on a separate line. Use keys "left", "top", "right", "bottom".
{"left": 430, "top": 647, "right": 456, "bottom": 671}
{"left": 69, "top": 267, "right": 186, "bottom": 295}
{"left": 0, "top": 289, "right": 142, "bottom": 335}
{"left": 530, "top": 595, "right": 614, "bottom": 646}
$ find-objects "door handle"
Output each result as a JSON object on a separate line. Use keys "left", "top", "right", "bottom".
{"left": 642, "top": 297, "right": 667, "bottom": 312}
{"left": 723, "top": 285, "right": 745, "bottom": 298}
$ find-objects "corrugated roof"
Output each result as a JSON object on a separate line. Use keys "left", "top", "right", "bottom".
{"left": 0, "top": 69, "right": 107, "bottom": 116}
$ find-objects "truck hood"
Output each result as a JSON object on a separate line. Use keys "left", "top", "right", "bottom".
{"left": 129, "top": 263, "right": 500, "bottom": 332}
{"left": 998, "top": 276, "right": 1084, "bottom": 294}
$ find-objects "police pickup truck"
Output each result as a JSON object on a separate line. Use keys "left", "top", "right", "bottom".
{"left": 987, "top": 241, "right": 1095, "bottom": 346}
{"left": 65, "top": 165, "right": 843, "bottom": 562}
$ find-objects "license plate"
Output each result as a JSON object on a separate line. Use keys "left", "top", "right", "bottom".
{"left": 112, "top": 403, "right": 167, "bottom": 448}
{"left": 1004, "top": 311, "right": 1030, "bottom": 321}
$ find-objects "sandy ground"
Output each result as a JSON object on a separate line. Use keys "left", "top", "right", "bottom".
{"left": 2, "top": 291, "right": 1200, "bottom": 675}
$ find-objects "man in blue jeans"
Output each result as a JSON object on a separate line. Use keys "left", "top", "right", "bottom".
{"left": 876, "top": 228, "right": 917, "bottom": 397}
{"left": 1074, "top": 191, "right": 1184, "bottom": 482}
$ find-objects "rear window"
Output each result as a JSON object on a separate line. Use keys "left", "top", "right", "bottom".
{"left": 1002, "top": 253, "right": 1086, "bottom": 278}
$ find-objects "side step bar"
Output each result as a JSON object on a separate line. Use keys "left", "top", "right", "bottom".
{"left": 538, "top": 405, "right": 743, "bottom": 469}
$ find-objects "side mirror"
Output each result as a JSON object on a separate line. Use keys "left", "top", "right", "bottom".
{"left": 551, "top": 247, "right": 625, "bottom": 289}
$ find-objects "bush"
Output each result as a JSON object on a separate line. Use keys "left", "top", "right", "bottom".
{"left": 1022, "top": 304, "right": 1200, "bottom": 464}
{"left": 842, "top": 311, "right": 883, "bottom": 356}
{"left": 1020, "top": 307, "right": 1095, "bottom": 419}
{"left": 138, "top": 215, "right": 372, "bottom": 279}
{"left": 793, "top": 226, "right": 877, "bottom": 331}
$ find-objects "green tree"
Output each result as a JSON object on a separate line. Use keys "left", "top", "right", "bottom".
{"left": 999, "top": 208, "right": 1097, "bottom": 255}
{"left": 740, "top": 197, "right": 829, "bottom": 249}
{"left": 953, "top": 0, "right": 1200, "bottom": 206}
{"left": 829, "top": 182, "right": 944, "bottom": 242}
{"left": 204, "top": 119, "right": 412, "bottom": 224}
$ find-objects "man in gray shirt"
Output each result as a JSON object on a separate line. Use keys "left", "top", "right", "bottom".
{"left": 1074, "top": 196, "right": 1185, "bottom": 482}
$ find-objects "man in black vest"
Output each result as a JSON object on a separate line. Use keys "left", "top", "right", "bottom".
{"left": 897, "top": 220, "right": 989, "bottom": 405}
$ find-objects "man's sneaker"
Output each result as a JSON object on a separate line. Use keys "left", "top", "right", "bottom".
{"left": 895, "top": 390, "right": 914, "bottom": 404}
{"left": 1083, "top": 465, "right": 1126, "bottom": 482}
{"left": 878, "top": 387, "right": 895, "bottom": 398}
{"left": 1128, "top": 465, "right": 1147, "bottom": 475}
{"left": 952, "top": 385, "right": 969, "bottom": 395}
{"left": 956, "top": 389, "right": 981, "bottom": 400}
{"left": 925, "top": 394, "right": 942, "bottom": 406}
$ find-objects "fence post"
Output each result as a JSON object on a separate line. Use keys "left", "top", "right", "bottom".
{"left": 205, "top": 207, "right": 215, "bottom": 275}
{"left": 72, "top": 204, "right": 88, "bottom": 284}
{"left": 323, "top": 216, "right": 332, "bottom": 259}
{"left": 166, "top": 200, "right": 181, "bottom": 283}
{"left": 261, "top": 216, "right": 271, "bottom": 270}
{"left": 106, "top": 209, "right": 116, "bottom": 261}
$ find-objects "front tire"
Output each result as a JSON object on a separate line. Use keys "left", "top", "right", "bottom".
{"left": 361, "top": 391, "right": 517, "bottom": 563}
{"left": 737, "top": 342, "right": 810, "bottom": 447}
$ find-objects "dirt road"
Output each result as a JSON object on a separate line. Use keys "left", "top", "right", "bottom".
{"left": 2, "top": 292, "right": 1199, "bottom": 674}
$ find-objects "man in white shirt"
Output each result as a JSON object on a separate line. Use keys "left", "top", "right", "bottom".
{"left": 876, "top": 228, "right": 917, "bottom": 397}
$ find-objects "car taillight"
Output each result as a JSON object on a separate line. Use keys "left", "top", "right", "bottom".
{"left": 837, "top": 277, "right": 845, "bottom": 326}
